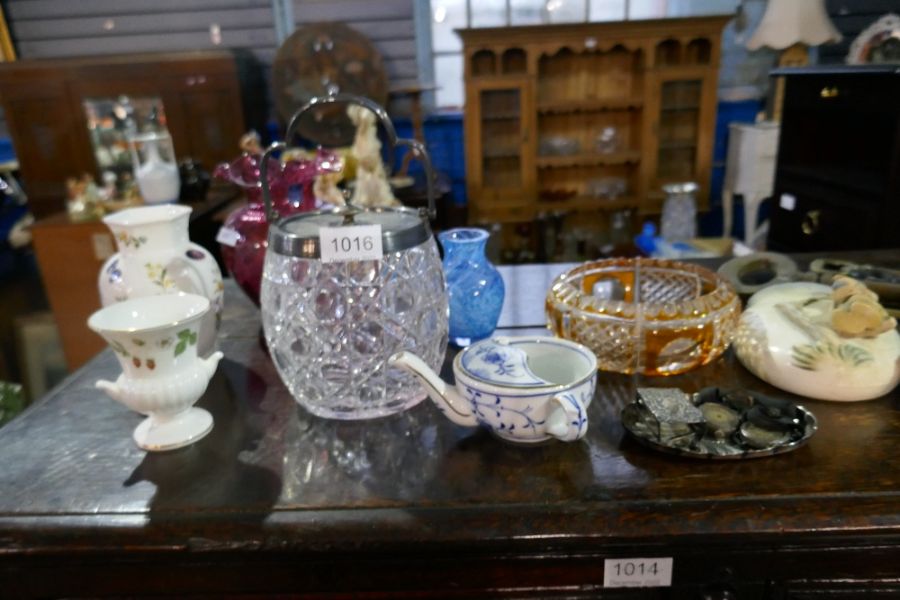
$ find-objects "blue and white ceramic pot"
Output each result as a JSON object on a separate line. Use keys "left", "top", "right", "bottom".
{"left": 438, "top": 228, "right": 504, "bottom": 346}
{"left": 389, "top": 335, "right": 597, "bottom": 444}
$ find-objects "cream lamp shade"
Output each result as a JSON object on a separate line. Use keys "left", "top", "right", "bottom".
{"left": 746, "top": 0, "right": 842, "bottom": 50}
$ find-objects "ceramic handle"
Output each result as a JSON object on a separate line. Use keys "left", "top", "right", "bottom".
{"left": 259, "top": 141, "right": 286, "bottom": 222}
{"left": 545, "top": 392, "right": 588, "bottom": 442}
{"left": 167, "top": 254, "right": 212, "bottom": 300}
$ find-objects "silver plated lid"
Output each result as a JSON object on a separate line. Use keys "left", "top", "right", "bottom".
{"left": 267, "top": 205, "right": 432, "bottom": 258}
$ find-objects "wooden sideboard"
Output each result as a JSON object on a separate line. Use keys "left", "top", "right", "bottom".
{"left": 768, "top": 66, "right": 900, "bottom": 253}
{"left": 0, "top": 253, "right": 899, "bottom": 598}
{"left": 0, "top": 51, "right": 247, "bottom": 218}
{"left": 29, "top": 213, "right": 111, "bottom": 370}
{"left": 460, "top": 16, "right": 727, "bottom": 239}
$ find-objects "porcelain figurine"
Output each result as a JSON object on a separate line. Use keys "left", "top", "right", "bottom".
{"left": 734, "top": 278, "right": 900, "bottom": 402}
{"left": 347, "top": 104, "right": 398, "bottom": 208}
{"left": 98, "top": 204, "right": 224, "bottom": 356}
{"left": 88, "top": 293, "right": 223, "bottom": 451}
{"left": 389, "top": 336, "right": 597, "bottom": 444}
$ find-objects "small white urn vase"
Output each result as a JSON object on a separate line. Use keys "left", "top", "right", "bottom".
{"left": 129, "top": 131, "right": 180, "bottom": 204}
{"left": 88, "top": 293, "right": 223, "bottom": 451}
{"left": 98, "top": 204, "right": 224, "bottom": 357}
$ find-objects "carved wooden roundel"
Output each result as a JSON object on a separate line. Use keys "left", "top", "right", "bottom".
{"left": 272, "top": 22, "right": 389, "bottom": 146}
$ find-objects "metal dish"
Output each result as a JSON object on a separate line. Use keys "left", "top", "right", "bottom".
{"left": 621, "top": 387, "right": 818, "bottom": 460}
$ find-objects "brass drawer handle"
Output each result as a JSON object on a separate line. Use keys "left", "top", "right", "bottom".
{"left": 820, "top": 86, "right": 839, "bottom": 98}
{"left": 801, "top": 209, "right": 821, "bottom": 236}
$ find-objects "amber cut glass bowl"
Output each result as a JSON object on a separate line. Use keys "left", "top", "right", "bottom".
{"left": 546, "top": 258, "right": 741, "bottom": 376}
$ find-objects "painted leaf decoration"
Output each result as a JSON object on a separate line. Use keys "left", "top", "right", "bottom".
{"left": 175, "top": 341, "right": 187, "bottom": 357}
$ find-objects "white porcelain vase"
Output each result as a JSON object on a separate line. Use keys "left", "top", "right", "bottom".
{"left": 129, "top": 131, "right": 181, "bottom": 204}
{"left": 98, "top": 204, "right": 224, "bottom": 357}
{"left": 88, "top": 293, "right": 223, "bottom": 451}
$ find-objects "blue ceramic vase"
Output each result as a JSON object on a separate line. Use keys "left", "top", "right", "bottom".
{"left": 438, "top": 228, "right": 505, "bottom": 346}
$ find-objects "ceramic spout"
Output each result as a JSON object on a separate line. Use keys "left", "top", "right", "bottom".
{"left": 201, "top": 351, "right": 224, "bottom": 380}
{"left": 95, "top": 379, "right": 123, "bottom": 402}
{"left": 388, "top": 351, "right": 478, "bottom": 427}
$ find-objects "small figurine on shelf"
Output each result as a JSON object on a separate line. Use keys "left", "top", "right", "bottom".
{"left": 239, "top": 130, "right": 263, "bottom": 155}
{"left": 100, "top": 171, "right": 117, "bottom": 201}
{"left": 65, "top": 174, "right": 106, "bottom": 222}
{"left": 347, "top": 104, "right": 398, "bottom": 208}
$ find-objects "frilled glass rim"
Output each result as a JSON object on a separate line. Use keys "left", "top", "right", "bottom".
{"left": 546, "top": 257, "right": 739, "bottom": 322}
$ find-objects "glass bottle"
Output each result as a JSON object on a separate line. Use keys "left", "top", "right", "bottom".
{"left": 660, "top": 182, "right": 698, "bottom": 242}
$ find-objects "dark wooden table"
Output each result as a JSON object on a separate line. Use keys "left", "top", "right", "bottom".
{"left": 1, "top": 253, "right": 899, "bottom": 599}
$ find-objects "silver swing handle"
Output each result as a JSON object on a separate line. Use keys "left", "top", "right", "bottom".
{"left": 259, "top": 93, "right": 436, "bottom": 223}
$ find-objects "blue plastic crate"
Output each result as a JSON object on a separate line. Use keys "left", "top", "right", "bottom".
{"left": 0, "top": 138, "right": 14, "bottom": 164}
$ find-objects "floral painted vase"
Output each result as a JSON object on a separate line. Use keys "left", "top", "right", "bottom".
{"left": 213, "top": 150, "right": 341, "bottom": 305}
{"left": 98, "top": 204, "right": 224, "bottom": 357}
{"left": 438, "top": 227, "right": 505, "bottom": 346}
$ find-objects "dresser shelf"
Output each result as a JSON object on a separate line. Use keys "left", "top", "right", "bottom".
{"left": 536, "top": 150, "right": 641, "bottom": 168}
{"left": 460, "top": 17, "right": 727, "bottom": 259}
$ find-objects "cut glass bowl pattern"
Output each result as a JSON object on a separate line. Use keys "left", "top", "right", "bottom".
{"left": 546, "top": 258, "right": 740, "bottom": 376}
{"left": 261, "top": 239, "right": 448, "bottom": 419}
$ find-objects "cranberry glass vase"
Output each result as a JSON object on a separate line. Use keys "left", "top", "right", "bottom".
{"left": 214, "top": 151, "right": 340, "bottom": 305}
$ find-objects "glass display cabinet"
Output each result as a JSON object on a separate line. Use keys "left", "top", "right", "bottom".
{"left": 0, "top": 51, "right": 246, "bottom": 217}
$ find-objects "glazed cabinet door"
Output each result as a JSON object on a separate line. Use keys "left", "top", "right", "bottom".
{"left": 465, "top": 78, "right": 535, "bottom": 221}
{"left": 643, "top": 68, "right": 716, "bottom": 213}
{"left": 0, "top": 78, "right": 94, "bottom": 217}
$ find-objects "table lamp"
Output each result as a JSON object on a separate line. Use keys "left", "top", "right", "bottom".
{"left": 746, "top": 0, "right": 841, "bottom": 120}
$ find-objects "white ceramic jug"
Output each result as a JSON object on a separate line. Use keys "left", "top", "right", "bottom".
{"left": 98, "top": 204, "right": 224, "bottom": 356}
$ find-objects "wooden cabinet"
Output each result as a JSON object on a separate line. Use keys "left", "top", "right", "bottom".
{"left": 768, "top": 66, "right": 900, "bottom": 252}
{"left": 0, "top": 51, "right": 246, "bottom": 218}
{"left": 465, "top": 77, "right": 536, "bottom": 222}
{"left": 460, "top": 17, "right": 727, "bottom": 251}
{"left": 644, "top": 66, "right": 718, "bottom": 213}
{"left": 29, "top": 215, "right": 111, "bottom": 370}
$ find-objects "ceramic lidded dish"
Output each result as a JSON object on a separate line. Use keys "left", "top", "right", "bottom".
{"left": 546, "top": 258, "right": 741, "bottom": 375}
{"left": 734, "top": 280, "right": 900, "bottom": 401}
